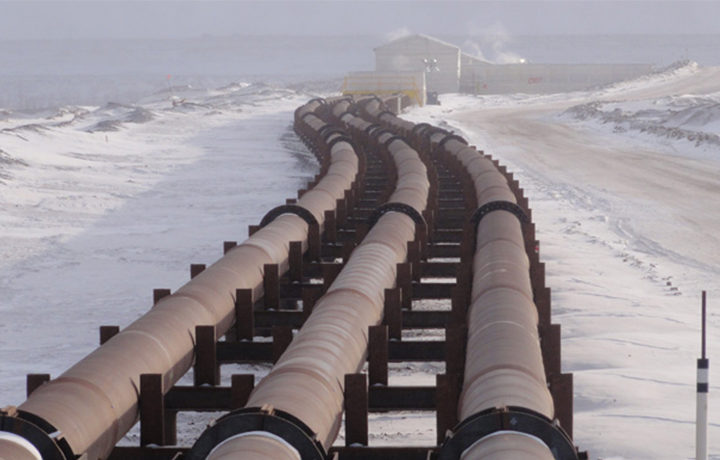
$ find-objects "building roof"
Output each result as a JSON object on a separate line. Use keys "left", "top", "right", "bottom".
{"left": 461, "top": 52, "right": 491, "bottom": 66}
{"left": 374, "top": 33, "right": 460, "bottom": 53}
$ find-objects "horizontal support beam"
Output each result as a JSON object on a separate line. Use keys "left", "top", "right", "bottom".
{"left": 165, "top": 386, "right": 232, "bottom": 411}
{"left": 109, "top": 447, "right": 186, "bottom": 460}
{"left": 109, "top": 446, "right": 438, "bottom": 460}
{"left": 428, "top": 244, "right": 460, "bottom": 258}
{"left": 433, "top": 229, "right": 463, "bottom": 243}
{"left": 161, "top": 385, "right": 435, "bottom": 412}
{"left": 252, "top": 309, "right": 450, "bottom": 330}
{"left": 329, "top": 446, "right": 437, "bottom": 460}
{"left": 217, "top": 340, "right": 445, "bottom": 363}
{"left": 412, "top": 282, "right": 454, "bottom": 299}
{"left": 369, "top": 385, "right": 435, "bottom": 410}
{"left": 419, "top": 262, "right": 458, "bottom": 277}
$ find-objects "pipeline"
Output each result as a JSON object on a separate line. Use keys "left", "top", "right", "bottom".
{"left": 0, "top": 99, "right": 358, "bottom": 460}
{"left": 1, "top": 94, "right": 582, "bottom": 459}
{"left": 354, "top": 97, "right": 577, "bottom": 459}
{"left": 187, "top": 98, "right": 430, "bottom": 459}
{"left": 430, "top": 135, "right": 576, "bottom": 459}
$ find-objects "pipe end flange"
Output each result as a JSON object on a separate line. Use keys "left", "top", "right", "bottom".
{"left": 0, "top": 410, "right": 73, "bottom": 460}
{"left": 438, "top": 406, "right": 578, "bottom": 460}
{"left": 186, "top": 407, "right": 326, "bottom": 460}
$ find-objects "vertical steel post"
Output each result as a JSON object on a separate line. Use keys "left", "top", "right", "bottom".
{"left": 697, "top": 291, "right": 709, "bottom": 460}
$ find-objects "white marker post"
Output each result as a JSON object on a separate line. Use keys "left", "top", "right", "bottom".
{"left": 696, "top": 291, "right": 709, "bottom": 460}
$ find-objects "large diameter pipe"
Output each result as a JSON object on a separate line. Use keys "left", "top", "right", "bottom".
{"left": 8, "top": 110, "right": 357, "bottom": 459}
{"left": 462, "top": 218, "right": 552, "bottom": 420}
{"left": 208, "top": 433, "right": 301, "bottom": 460}
{"left": 246, "top": 215, "right": 416, "bottom": 444}
{"left": 367, "top": 106, "right": 552, "bottom": 421}
{"left": 294, "top": 98, "right": 325, "bottom": 123}
{"left": 296, "top": 139, "right": 358, "bottom": 229}
{"left": 0, "top": 433, "right": 42, "bottom": 460}
{"left": 439, "top": 139, "right": 555, "bottom": 455}
{"left": 203, "top": 214, "right": 419, "bottom": 460}
{"left": 194, "top": 109, "right": 429, "bottom": 459}
{"left": 461, "top": 432, "right": 554, "bottom": 460}
{"left": 358, "top": 96, "right": 415, "bottom": 136}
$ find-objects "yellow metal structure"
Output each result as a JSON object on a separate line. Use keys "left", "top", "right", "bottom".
{"left": 341, "top": 73, "right": 424, "bottom": 107}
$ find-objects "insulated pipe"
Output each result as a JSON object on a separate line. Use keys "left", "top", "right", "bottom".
{"left": 436, "top": 137, "right": 558, "bottom": 457}
{"left": 330, "top": 98, "right": 353, "bottom": 120}
{"left": 196, "top": 214, "right": 416, "bottom": 460}
{"left": 0, "top": 433, "right": 42, "bottom": 460}
{"left": 207, "top": 433, "right": 300, "bottom": 460}
{"left": 2, "top": 100, "right": 357, "bottom": 460}
{"left": 190, "top": 105, "right": 429, "bottom": 459}
{"left": 461, "top": 432, "right": 554, "bottom": 459}
{"left": 366, "top": 106, "right": 554, "bottom": 421}
{"left": 241, "top": 214, "right": 416, "bottom": 446}
{"left": 342, "top": 101, "right": 573, "bottom": 457}
{"left": 358, "top": 96, "right": 414, "bottom": 136}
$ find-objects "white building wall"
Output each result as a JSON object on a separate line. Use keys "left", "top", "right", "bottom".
{"left": 461, "top": 63, "right": 654, "bottom": 94}
{"left": 375, "top": 35, "right": 460, "bottom": 94}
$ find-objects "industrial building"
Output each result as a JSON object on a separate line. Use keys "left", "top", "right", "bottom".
{"left": 346, "top": 34, "right": 654, "bottom": 99}
{"left": 374, "top": 34, "right": 461, "bottom": 94}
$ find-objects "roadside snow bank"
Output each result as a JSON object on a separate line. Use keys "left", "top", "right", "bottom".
{"left": 562, "top": 92, "right": 720, "bottom": 154}
{"left": 599, "top": 60, "right": 700, "bottom": 95}
{"left": 404, "top": 76, "right": 720, "bottom": 459}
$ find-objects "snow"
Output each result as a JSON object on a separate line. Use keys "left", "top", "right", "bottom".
{"left": 2, "top": 38, "right": 720, "bottom": 460}
{"left": 0, "top": 83, "right": 318, "bottom": 408}
{"left": 403, "top": 61, "right": 720, "bottom": 459}
{"left": 562, "top": 92, "right": 720, "bottom": 155}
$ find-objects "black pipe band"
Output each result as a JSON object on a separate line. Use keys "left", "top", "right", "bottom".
{"left": 377, "top": 110, "right": 397, "bottom": 121}
{"left": 337, "top": 111, "right": 354, "bottom": 121}
{"left": 364, "top": 123, "right": 382, "bottom": 135}
{"left": 470, "top": 201, "right": 528, "bottom": 232}
{"left": 0, "top": 412, "right": 73, "bottom": 460}
{"left": 300, "top": 111, "right": 318, "bottom": 122}
{"left": 438, "top": 407, "right": 578, "bottom": 460}
{"left": 260, "top": 205, "right": 318, "bottom": 228}
{"left": 326, "top": 134, "right": 356, "bottom": 153}
{"left": 427, "top": 127, "right": 450, "bottom": 138}
{"left": 361, "top": 95, "right": 383, "bottom": 106}
{"left": 382, "top": 135, "right": 406, "bottom": 149}
{"left": 319, "top": 125, "right": 344, "bottom": 142}
{"left": 369, "top": 127, "right": 394, "bottom": 143}
{"left": 186, "top": 407, "right": 326, "bottom": 460}
{"left": 410, "top": 122, "right": 433, "bottom": 136}
{"left": 368, "top": 202, "right": 426, "bottom": 230}
{"left": 437, "top": 133, "right": 468, "bottom": 152}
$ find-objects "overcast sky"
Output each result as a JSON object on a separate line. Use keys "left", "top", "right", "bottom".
{"left": 1, "top": 1, "right": 719, "bottom": 40}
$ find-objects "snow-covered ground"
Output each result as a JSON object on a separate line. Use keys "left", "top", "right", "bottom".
{"left": 0, "top": 83, "right": 319, "bottom": 407}
{"left": 404, "top": 61, "right": 720, "bottom": 459}
{"left": 2, "top": 56, "right": 720, "bottom": 459}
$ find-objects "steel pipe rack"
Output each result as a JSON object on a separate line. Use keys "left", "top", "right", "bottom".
{"left": 0, "top": 99, "right": 358, "bottom": 460}
{"left": 1, "top": 94, "right": 585, "bottom": 460}
{"left": 186, "top": 97, "right": 430, "bottom": 459}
